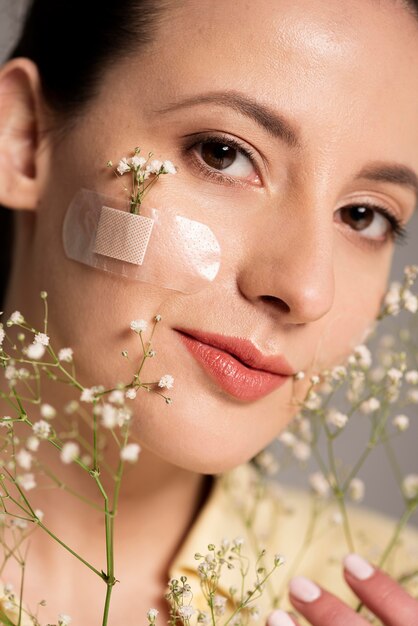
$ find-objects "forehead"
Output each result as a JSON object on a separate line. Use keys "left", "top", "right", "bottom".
{"left": 104, "top": 0, "right": 418, "bottom": 194}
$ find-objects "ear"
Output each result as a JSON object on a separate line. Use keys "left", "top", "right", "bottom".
{"left": 0, "top": 58, "right": 48, "bottom": 210}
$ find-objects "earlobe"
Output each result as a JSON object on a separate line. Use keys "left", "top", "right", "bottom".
{"left": 0, "top": 58, "right": 46, "bottom": 210}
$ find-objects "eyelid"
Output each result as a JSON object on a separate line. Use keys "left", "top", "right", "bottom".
{"left": 182, "top": 131, "right": 263, "bottom": 187}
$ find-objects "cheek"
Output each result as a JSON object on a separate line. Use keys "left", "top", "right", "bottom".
{"left": 311, "top": 272, "right": 387, "bottom": 372}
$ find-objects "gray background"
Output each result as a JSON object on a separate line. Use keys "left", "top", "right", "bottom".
{"left": 1, "top": 1, "right": 417, "bottom": 523}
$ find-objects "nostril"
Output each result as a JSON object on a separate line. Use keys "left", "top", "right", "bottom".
{"left": 260, "top": 294, "right": 291, "bottom": 313}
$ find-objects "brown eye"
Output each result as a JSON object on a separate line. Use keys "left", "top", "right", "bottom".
{"left": 200, "top": 141, "right": 236, "bottom": 170}
{"left": 336, "top": 204, "right": 392, "bottom": 240}
{"left": 196, "top": 139, "right": 254, "bottom": 178}
{"left": 340, "top": 205, "right": 374, "bottom": 231}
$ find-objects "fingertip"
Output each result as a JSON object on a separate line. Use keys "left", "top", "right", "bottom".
{"left": 267, "top": 608, "right": 299, "bottom": 626}
{"left": 343, "top": 553, "right": 375, "bottom": 581}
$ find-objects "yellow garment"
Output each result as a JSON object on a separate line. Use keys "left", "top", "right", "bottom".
{"left": 169, "top": 462, "right": 418, "bottom": 625}
{"left": 1, "top": 462, "right": 417, "bottom": 625}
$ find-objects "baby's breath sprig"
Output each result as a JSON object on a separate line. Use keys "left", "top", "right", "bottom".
{"left": 0, "top": 292, "right": 173, "bottom": 626}
{"left": 275, "top": 263, "right": 418, "bottom": 611}
{"left": 106, "top": 147, "right": 177, "bottom": 215}
{"left": 166, "top": 538, "right": 285, "bottom": 626}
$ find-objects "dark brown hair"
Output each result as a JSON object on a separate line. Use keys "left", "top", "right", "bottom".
{"left": 0, "top": 0, "right": 417, "bottom": 305}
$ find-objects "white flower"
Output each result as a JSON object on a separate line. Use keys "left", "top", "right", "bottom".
{"left": 40, "top": 403, "right": 56, "bottom": 419}
{"left": 386, "top": 368, "right": 403, "bottom": 385}
{"left": 125, "top": 388, "right": 137, "bottom": 400}
{"left": 178, "top": 606, "right": 195, "bottom": 620}
{"left": 162, "top": 159, "right": 177, "bottom": 174}
{"left": 32, "top": 420, "right": 52, "bottom": 439}
{"left": 99, "top": 403, "right": 118, "bottom": 429}
{"left": 108, "top": 389, "right": 125, "bottom": 405}
{"left": 0, "top": 325, "right": 5, "bottom": 347}
{"left": 405, "top": 370, "right": 418, "bottom": 385}
{"left": 360, "top": 397, "right": 381, "bottom": 414}
{"left": 116, "top": 407, "right": 132, "bottom": 427}
{"left": 304, "top": 391, "right": 321, "bottom": 410}
{"left": 130, "top": 319, "right": 148, "bottom": 333}
{"left": 348, "top": 478, "right": 365, "bottom": 502}
{"left": 130, "top": 155, "right": 147, "bottom": 169}
{"left": 26, "top": 435, "right": 40, "bottom": 452}
{"left": 331, "top": 365, "right": 347, "bottom": 380}
{"left": 120, "top": 442, "right": 141, "bottom": 463}
{"left": 274, "top": 554, "right": 286, "bottom": 566}
{"left": 34, "top": 508, "right": 44, "bottom": 521}
{"left": 233, "top": 536, "right": 245, "bottom": 547}
{"left": 58, "top": 347, "right": 73, "bottom": 363}
{"left": 326, "top": 408, "right": 348, "bottom": 429}
{"left": 393, "top": 414, "right": 410, "bottom": 431}
{"left": 350, "top": 344, "right": 372, "bottom": 369}
{"left": 80, "top": 387, "right": 96, "bottom": 403}
{"left": 148, "top": 159, "right": 163, "bottom": 174}
{"left": 402, "top": 474, "right": 418, "bottom": 500}
{"left": 65, "top": 400, "right": 79, "bottom": 414}
{"left": 116, "top": 157, "right": 131, "bottom": 175}
{"left": 33, "top": 332, "right": 50, "bottom": 347}
{"left": 384, "top": 282, "right": 401, "bottom": 315}
{"left": 310, "top": 374, "right": 321, "bottom": 385}
{"left": 292, "top": 440, "right": 311, "bottom": 461}
{"left": 294, "top": 370, "right": 305, "bottom": 380}
{"left": 11, "top": 518, "right": 28, "bottom": 530}
{"left": 402, "top": 289, "right": 418, "bottom": 313}
{"left": 16, "top": 449, "right": 33, "bottom": 470}
{"left": 254, "top": 450, "right": 280, "bottom": 475}
{"left": 8, "top": 311, "right": 24, "bottom": 325}
{"left": 370, "top": 366, "right": 385, "bottom": 383}
{"left": 25, "top": 343, "right": 46, "bottom": 360}
{"left": 213, "top": 595, "right": 227, "bottom": 617}
{"left": 309, "top": 472, "right": 330, "bottom": 497}
{"left": 158, "top": 374, "right": 174, "bottom": 390}
{"left": 147, "top": 608, "right": 159, "bottom": 621}
{"left": 407, "top": 389, "right": 418, "bottom": 404}
{"left": 5, "top": 365, "right": 17, "bottom": 381}
{"left": 17, "top": 472, "right": 36, "bottom": 491}
{"left": 278, "top": 431, "right": 296, "bottom": 447}
{"left": 58, "top": 614, "right": 72, "bottom": 626}
{"left": 60, "top": 442, "right": 80, "bottom": 464}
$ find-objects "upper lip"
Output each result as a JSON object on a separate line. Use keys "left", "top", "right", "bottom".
{"left": 175, "top": 327, "right": 295, "bottom": 376}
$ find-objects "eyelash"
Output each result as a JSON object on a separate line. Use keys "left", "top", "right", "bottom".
{"left": 183, "top": 133, "right": 409, "bottom": 245}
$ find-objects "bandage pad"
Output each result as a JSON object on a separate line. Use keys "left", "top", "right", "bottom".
{"left": 62, "top": 189, "right": 221, "bottom": 293}
{"left": 93, "top": 206, "right": 154, "bottom": 265}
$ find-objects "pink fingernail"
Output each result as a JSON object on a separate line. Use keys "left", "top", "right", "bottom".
{"left": 344, "top": 553, "right": 374, "bottom": 581}
{"left": 267, "top": 609, "right": 295, "bottom": 626}
{"left": 289, "top": 576, "right": 321, "bottom": 602}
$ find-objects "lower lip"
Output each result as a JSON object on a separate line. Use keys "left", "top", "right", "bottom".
{"left": 176, "top": 331, "right": 290, "bottom": 402}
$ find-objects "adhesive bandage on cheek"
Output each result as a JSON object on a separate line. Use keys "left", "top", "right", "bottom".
{"left": 62, "top": 189, "right": 221, "bottom": 293}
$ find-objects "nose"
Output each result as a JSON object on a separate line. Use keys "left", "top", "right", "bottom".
{"left": 237, "top": 205, "right": 335, "bottom": 325}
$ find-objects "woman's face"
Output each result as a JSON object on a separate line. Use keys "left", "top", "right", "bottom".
{"left": 9, "top": 0, "right": 418, "bottom": 472}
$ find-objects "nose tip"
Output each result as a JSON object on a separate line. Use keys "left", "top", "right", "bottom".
{"left": 238, "top": 220, "right": 335, "bottom": 325}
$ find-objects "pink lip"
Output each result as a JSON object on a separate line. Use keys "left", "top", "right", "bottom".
{"left": 175, "top": 328, "right": 295, "bottom": 402}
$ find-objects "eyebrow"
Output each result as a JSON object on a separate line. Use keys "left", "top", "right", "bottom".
{"left": 153, "top": 90, "right": 418, "bottom": 208}
{"left": 356, "top": 163, "right": 418, "bottom": 209}
{"left": 152, "top": 90, "right": 302, "bottom": 149}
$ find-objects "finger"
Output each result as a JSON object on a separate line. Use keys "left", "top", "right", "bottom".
{"left": 289, "top": 575, "right": 370, "bottom": 626}
{"left": 343, "top": 553, "right": 418, "bottom": 626}
{"left": 267, "top": 609, "right": 300, "bottom": 626}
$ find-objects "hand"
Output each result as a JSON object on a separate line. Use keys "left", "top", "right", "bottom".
{"left": 267, "top": 553, "right": 418, "bottom": 626}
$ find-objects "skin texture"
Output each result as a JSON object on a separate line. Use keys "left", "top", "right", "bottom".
{"left": 0, "top": 0, "right": 417, "bottom": 623}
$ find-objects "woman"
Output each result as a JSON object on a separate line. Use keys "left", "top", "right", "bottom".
{"left": 0, "top": 0, "right": 417, "bottom": 624}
